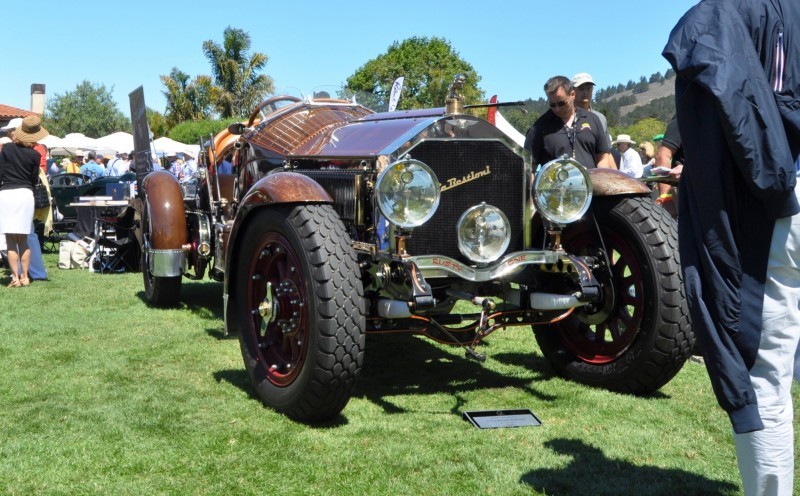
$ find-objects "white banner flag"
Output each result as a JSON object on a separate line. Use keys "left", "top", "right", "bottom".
{"left": 388, "top": 76, "right": 405, "bottom": 112}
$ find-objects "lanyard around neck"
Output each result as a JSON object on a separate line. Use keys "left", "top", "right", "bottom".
{"left": 564, "top": 114, "right": 578, "bottom": 159}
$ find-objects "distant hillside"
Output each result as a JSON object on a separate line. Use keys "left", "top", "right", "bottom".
{"left": 498, "top": 71, "right": 677, "bottom": 134}
{"left": 604, "top": 75, "right": 676, "bottom": 116}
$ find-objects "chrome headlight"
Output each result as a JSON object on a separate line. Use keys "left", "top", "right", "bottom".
{"left": 457, "top": 202, "right": 511, "bottom": 263}
{"left": 533, "top": 158, "right": 592, "bottom": 225}
{"left": 376, "top": 159, "right": 440, "bottom": 229}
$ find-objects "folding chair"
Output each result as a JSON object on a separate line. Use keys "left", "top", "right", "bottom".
{"left": 89, "top": 216, "right": 139, "bottom": 274}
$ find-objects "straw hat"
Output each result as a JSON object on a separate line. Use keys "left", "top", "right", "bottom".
{"left": 11, "top": 116, "right": 49, "bottom": 144}
{"left": 612, "top": 134, "right": 636, "bottom": 145}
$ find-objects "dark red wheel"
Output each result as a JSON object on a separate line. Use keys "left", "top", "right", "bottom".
{"left": 247, "top": 232, "right": 309, "bottom": 387}
{"left": 236, "top": 204, "right": 365, "bottom": 421}
{"left": 556, "top": 226, "right": 644, "bottom": 364}
{"left": 534, "top": 196, "right": 694, "bottom": 394}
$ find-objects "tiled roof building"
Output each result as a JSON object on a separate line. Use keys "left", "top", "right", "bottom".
{"left": 0, "top": 104, "right": 39, "bottom": 130}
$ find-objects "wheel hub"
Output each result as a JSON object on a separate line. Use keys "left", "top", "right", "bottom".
{"left": 249, "top": 236, "right": 308, "bottom": 385}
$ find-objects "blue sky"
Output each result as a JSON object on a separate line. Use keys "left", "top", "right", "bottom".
{"left": 3, "top": 0, "right": 698, "bottom": 122}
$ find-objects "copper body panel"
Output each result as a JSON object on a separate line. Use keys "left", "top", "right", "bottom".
{"left": 588, "top": 168, "right": 652, "bottom": 195}
{"left": 240, "top": 172, "right": 333, "bottom": 207}
{"left": 248, "top": 104, "right": 373, "bottom": 157}
{"left": 143, "top": 171, "right": 187, "bottom": 249}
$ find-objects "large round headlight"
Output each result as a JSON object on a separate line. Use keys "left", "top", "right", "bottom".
{"left": 533, "top": 158, "right": 592, "bottom": 224}
{"left": 457, "top": 202, "right": 511, "bottom": 263}
{"left": 376, "top": 159, "right": 440, "bottom": 229}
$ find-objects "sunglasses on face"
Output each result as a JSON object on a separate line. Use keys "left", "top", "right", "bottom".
{"left": 548, "top": 100, "right": 568, "bottom": 109}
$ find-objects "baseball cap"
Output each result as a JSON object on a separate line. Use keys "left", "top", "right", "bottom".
{"left": 572, "top": 73, "right": 595, "bottom": 87}
{"left": 1, "top": 117, "right": 24, "bottom": 131}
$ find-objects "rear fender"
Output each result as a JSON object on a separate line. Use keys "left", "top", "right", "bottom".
{"left": 222, "top": 172, "right": 333, "bottom": 335}
{"left": 143, "top": 171, "right": 188, "bottom": 249}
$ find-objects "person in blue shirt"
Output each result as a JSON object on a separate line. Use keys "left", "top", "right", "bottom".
{"left": 217, "top": 158, "right": 233, "bottom": 175}
{"left": 180, "top": 151, "right": 198, "bottom": 180}
{"left": 79, "top": 151, "right": 105, "bottom": 179}
{"left": 104, "top": 152, "right": 131, "bottom": 177}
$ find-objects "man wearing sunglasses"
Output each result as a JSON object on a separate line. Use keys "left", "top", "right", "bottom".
{"left": 524, "top": 75, "right": 615, "bottom": 170}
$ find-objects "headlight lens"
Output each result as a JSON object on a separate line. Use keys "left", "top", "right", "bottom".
{"left": 457, "top": 202, "right": 511, "bottom": 263}
{"left": 376, "top": 159, "right": 440, "bottom": 228}
{"left": 533, "top": 158, "right": 592, "bottom": 224}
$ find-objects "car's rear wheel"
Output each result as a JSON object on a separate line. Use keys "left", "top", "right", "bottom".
{"left": 236, "top": 204, "right": 365, "bottom": 422}
{"left": 534, "top": 196, "right": 693, "bottom": 394}
{"left": 141, "top": 201, "right": 182, "bottom": 307}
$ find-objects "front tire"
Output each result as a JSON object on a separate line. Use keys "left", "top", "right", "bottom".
{"left": 236, "top": 204, "right": 365, "bottom": 422}
{"left": 534, "top": 196, "right": 693, "bottom": 394}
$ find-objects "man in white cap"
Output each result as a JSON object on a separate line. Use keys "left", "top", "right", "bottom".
{"left": 612, "top": 134, "right": 644, "bottom": 178}
{"left": 0, "top": 117, "right": 23, "bottom": 137}
{"left": 572, "top": 73, "right": 609, "bottom": 136}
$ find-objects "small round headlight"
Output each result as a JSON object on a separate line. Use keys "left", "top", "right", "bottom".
{"left": 533, "top": 157, "right": 592, "bottom": 225}
{"left": 457, "top": 202, "right": 511, "bottom": 263}
{"left": 376, "top": 159, "right": 440, "bottom": 229}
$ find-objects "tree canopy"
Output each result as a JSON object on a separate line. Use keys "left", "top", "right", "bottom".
{"left": 44, "top": 81, "right": 129, "bottom": 138}
{"left": 202, "top": 27, "right": 274, "bottom": 118}
{"left": 346, "top": 37, "right": 484, "bottom": 110}
{"left": 160, "top": 68, "right": 216, "bottom": 127}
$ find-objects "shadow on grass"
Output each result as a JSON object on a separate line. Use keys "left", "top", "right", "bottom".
{"left": 520, "top": 438, "right": 738, "bottom": 496}
{"left": 353, "top": 333, "right": 559, "bottom": 415}
{"left": 212, "top": 368, "right": 351, "bottom": 428}
{"left": 211, "top": 332, "right": 559, "bottom": 420}
{"left": 213, "top": 368, "right": 259, "bottom": 402}
{"left": 180, "top": 280, "right": 224, "bottom": 318}
{"left": 134, "top": 280, "right": 224, "bottom": 317}
{"left": 493, "top": 349, "right": 672, "bottom": 401}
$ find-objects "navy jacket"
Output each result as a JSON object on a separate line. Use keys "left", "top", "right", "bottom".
{"left": 663, "top": 0, "right": 800, "bottom": 434}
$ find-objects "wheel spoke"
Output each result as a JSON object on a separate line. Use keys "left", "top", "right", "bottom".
{"left": 245, "top": 233, "right": 309, "bottom": 386}
{"left": 555, "top": 219, "right": 648, "bottom": 363}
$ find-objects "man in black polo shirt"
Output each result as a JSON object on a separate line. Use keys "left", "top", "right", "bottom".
{"left": 524, "top": 75, "right": 615, "bottom": 170}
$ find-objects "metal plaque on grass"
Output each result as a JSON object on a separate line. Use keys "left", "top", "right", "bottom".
{"left": 463, "top": 409, "right": 542, "bottom": 429}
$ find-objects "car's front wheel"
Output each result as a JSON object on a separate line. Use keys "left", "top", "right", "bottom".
{"left": 236, "top": 204, "right": 365, "bottom": 422}
{"left": 534, "top": 196, "right": 693, "bottom": 394}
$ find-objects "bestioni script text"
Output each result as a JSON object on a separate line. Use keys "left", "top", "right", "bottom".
{"left": 440, "top": 165, "right": 492, "bottom": 192}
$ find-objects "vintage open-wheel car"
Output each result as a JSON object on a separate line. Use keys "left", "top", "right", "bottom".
{"left": 137, "top": 76, "right": 694, "bottom": 422}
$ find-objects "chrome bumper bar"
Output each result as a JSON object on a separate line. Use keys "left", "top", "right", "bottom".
{"left": 411, "top": 250, "right": 573, "bottom": 282}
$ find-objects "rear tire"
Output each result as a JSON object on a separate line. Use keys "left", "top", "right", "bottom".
{"left": 141, "top": 201, "right": 182, "bottom": 307}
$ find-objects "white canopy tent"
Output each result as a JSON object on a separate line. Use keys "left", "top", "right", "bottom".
{"left": 152, "top": 136, "right": 200, "bottom": 158}
{"left": 39, "top": 134, "right": 64, "bottom": 150}
{"left": 49, "top": 133, "right": 121, "bottom": 157}
{"left": 49, "top": 133, "right": 101, "bottom": 157}
{"left": 95, "top": 132, "right": 134, "bottom": 155}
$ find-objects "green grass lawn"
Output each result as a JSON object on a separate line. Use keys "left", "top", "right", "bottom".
{"left": 0, "top": 253, "right": 795, "bottom": 495}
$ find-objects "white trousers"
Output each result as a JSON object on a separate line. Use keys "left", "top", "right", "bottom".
{"left": 734, "top": 178, "right": 800, "bottom": 496}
